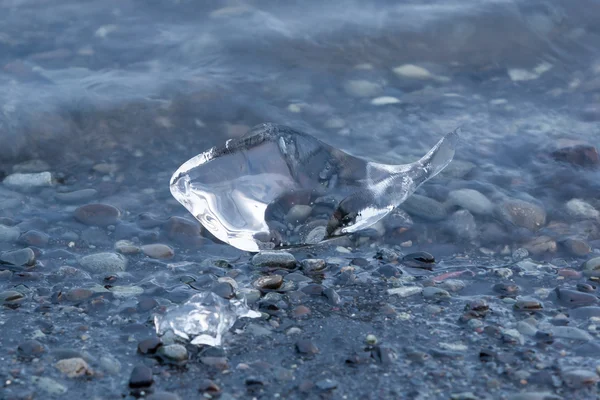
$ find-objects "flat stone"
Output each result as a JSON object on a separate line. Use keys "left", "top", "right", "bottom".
{"left": 141, "top": 244, "right": 174, "bottom": 259}
{"left": 19, "top": 230, "right": 50, "bottom": 247}
{"left": 300, "top": 259, "right": 326, "bottom": 273}
{"left": 565, "top": 199, "right": 600, "bottom": 219}
{"left": 211, "top": 282, "right": 235, "bottom": 299}
{"left": 55, "top": 189, "right": 98, "bottom": 204}
{"left": 509, "top": 393, "right": 563, "bottom": 400}
{"left": 284, "top": 205, "right": 313, "bottom": 224}
{"left": 31, "top": 376, "right": 67, "bottom": 395}
{"left": 0, "top": 248, "right": 36, "bottom": 266}
{"left": 252, "top": 251, "right": 296, "bottom": 268}
{"left": 445, "top": 210, "right": 477, "bottom": 242}
{"left": 371, "top": 96, "right": 400, "bottom": 106}
{"left": 79, "top": 252, "right": 127, "bottom": 274}
{"left": 64, "top": 288, "right": 94, "bottom": 302}
{"left": 446, "top": 189, "right": 494, "bottom": 215}
{"left": 551, "top": 326, "right": 593, "bottom": 341}
{"left": 3, "top": 172, "right": 53, "bottom": 189}
{"left": 0, "top": 224, "right": 20, "bottom": 242}
{"left": 388, "top": 286, "right": 422, "bottom": 297}
{"left": 402, "top": 194, "right": 447, "bottom": 221}
{"left": 74, "top": 203, "right": 121, "bottom": 226}
{"left": 55, "top": 357, "right": 92, "bottom": 378}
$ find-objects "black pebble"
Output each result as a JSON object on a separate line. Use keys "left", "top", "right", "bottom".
{"left": 129, "top": 365, "right": 153, "bottom": 388}
{"left": 137, "top": 337, "right": 162, "bottom": 355}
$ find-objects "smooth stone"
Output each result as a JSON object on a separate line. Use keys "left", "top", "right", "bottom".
{"left": 64, "top": 288, "right": 94, "bottom": 302}
{"left": 582, "top": 257, "right": 600, "bottom": 271}
{"left": 561, "top": 368, "right": 599, "bottom": 388}
{"left": 19, "top": 230, "right": 50, "bottom": 247}
{"left": 79, "top": 252, "right": 127, "bottom": 273}
{"left": 284, "top": 205, "right": 313, "bottom": 224}
{"left": 31, "top": 377, "right": 67, "bottom": 395}
{"left": 109, "top": 286, "right": 144, "bottom": 298}
{"left": 253, "top": 275, "right": 283, "bottom": 290}
{"left": 402, "top": 194, "right": 447, "bottom": 221}
{"left": 343, "top": 79, "right": 382, "bottom": 97}
{"left": 496, "top": 198, "right": 546, "bottom": 231}
{"left": 445, "top": 210, "right": 477, "bottom": 242}
{"left": 523, "top": 236, "right": 556, "bottom": 255}
{"left": 252, "top": 251, "right": 296, "bottom": 268}
{"left": 512, "top": 248, "right": 529, "bottom": 261}
{"left": 295, "top": 339, "right": 319, "bottom": 354}
{"left": 439, "top": 279, "right": 466, "bottom": 292}
{"left": 569, "top": 306, "right": 600, "bottom": 319}
{"left": 0, "top": 224, "right": 20, "bottom": 242}
{"left": 509, "top": 393, "right": 563, "bottom": 400}
{"left": 550, "top": 326, "right": 593, "bottom": 341}
{"left": 164, "top": 216, "right": 203, "bottom": 241}
{"left": 211, "top": 282, "right": 235, "bottom": 299}
{"left": 138, "top": 337, "right": 162, "bottom": 354}
{"left": 55, "top": 358, "right": 92, "bottom": 378}
{"left": 371, "top": 96, "right": 400, "bottom": 106}
{"left": 13, "top": 160, "right": 50, "bottom": 173}
{"left": 382, "top": 208, "right": 413, "bottom": 230}
{"left": 3, "top": 172, "right": 53, "bottom": 189}
{"left": 157, "top": 344, "right": 188, "bottom": 362}
{"left": 18, "top": 339, "right": 45, "bottom": 356}
{"left": 115, "top": 240, "right": 140, "bottom": 254}
{"left": 388, "top": 286, "right": 422, "bottom": 297}
{"left": 316, "top": 379, "right": 338, "bottom": 391}
{"left": 323, "top": 287, "right": 341, "bottom": 305}
{"left": 0, "top": 248, "right": 36, "bottom": 266}
{"left": 141, "top": 244, "right": 174, "bottom": 259}
{"left": 236, "top": 288, "right": 262, "bottom": 304}
{"left": 446, "top": 189, "right": 494, "bottom": 215}
{"left": 554, "top": 288, "right": 597, "bottom": 307}
{"left": 55, "top": 189, "right": 98, "bottom": 204}
{"left": 300, "top": 259, "right": 326, "bottom": 273}
{"left": 129, "top": 365, "right": 153, "bottom": 388}
{"left": 551, "top": 144, "right": 599, "bottom": 167}
{"left": 516, "top": 321, "right": 538, "bottom": 336}
{"left": 422, "top": 287, "right": 451, "bottom": 301}
{"left": 98, "top": 355, "right": 121, "bottom": 374}
{"left": 74, "top": 203, "right": 120, "bottom": 226}
{"left": 393, "top": 64, "right": 435, "bottom": 79}
{"left": 0, "top": 290, "right": 25, "bottom": 303}
{"left": 565, "top": 199, "right": 600, "bottom": 219}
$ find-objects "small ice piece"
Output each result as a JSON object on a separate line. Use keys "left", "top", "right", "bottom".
{"left": 170, "top": 123, "right": 459, "bottom": 252}
{"left": 154, "top": 292, "right": 261, "bottom": 347}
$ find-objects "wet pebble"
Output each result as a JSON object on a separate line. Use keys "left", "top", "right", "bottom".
{"left": 561, "top": 368, "right": 599, "bottom": 388}
{"left": 55, "top": 189, "right": 98, "bottom": 204}
{"left": 301, "top": 284, "right": 324, "bottom": 296}
{"left": 236, "top": 288, "right": 262, "bottom": 304}
{"left": 300, "top": 258, "right": 326, "bottom": 273}
{"left": 376, "top": 264, "right": 401, "bottom": 278}
{"left": 402, "top": 251, "right": 435, "bottom": 269}
{"left": 323, "top": 287, "right": 341, "bottom": 305}
{"left": 18, "top": 339, "right": 45, "bottom": 357}
{"left": 445, "top": 210, "right": 477, "bottom": 241}
{"left": 422, "top": 286, "right": 451, "bottom": 301}
{"left": 316, "top": 379, "right": 338, "bottom": 391}
{"left": 65, "top": 288, "right": 94, "bottom": 302}
{"left": 560, "top": 238, "right": 591, "bottom": 256}
{"left": 493, "top": 283, "right": 520, "bottom": 295}
{"left": 212, "top": 282, "right": 235, "bottom": 299}
{"left": 141, "top": 244, "right": 174, "bottom": 259}
{"left": 157, "top": 344, "right": 188, "bottom": 362}
{"left": 99, "top": 355, "right": 121, "bottom": 374}
{"left": 1, "top": 290, "right": 25, "bottom": 304}
{"left": 146, "top": 392, "right": 182, "bottom": 400}
{"left": 115, "top": 240, "right": 140, "bottom": 254}
{"left": 343, "top": 79, "right": 382, "bottom": 97}
{"left": 0, "top": 248, "right": 36, "bottom": 266}
{"left": 74, "top": 203, "right": 121, "bottom": 226}
{"left": 551, "top": 144, "right": 599, "bottom": 167}
{"left": 19, "top": 230, "right": 49, "bottom": 247}
{"left": 79, "top": 252, "right": 127, "bottom": 273}
{"left": 523, "top": 236, "right": 556, "bottom": 255}
{"left": 446, "top": 189, "right": 494, "bottom": 215}
{"left": 55, "top": 357, "right": 92, "bottom": 378}
{"left": 285, "top": 205, "right": 312, "bottom": 224}
{"left": 496, "top": 198, "right": 546, "bottom": 231}
{"left": 439, "top": 279, "right": 466, "bottom": 292}
{"left": 253, "top": 275, "right": 283, "bottom": 290}
{"left": 565, "top": 198, "right": 600, "bottom": 219}
{"left": 388, "top": 286, "right": 422, "bottom": 297}
{"left": 514, "top": 299, "right": 543, "bottom": 311}
{"left": 138, "top": 337, "right": 162, "bottom": 355}
{"left": 3, "top": 172, "right": 53, "bottom": 189}
{"left": 582, "top": 257, "right": 600, "bottom": 271}
{"left": 554, "top": 287, "right": 597, "bottom": 307}
{"left": 0, "top": 224, "right": 20, "bottom": 242}
{"left": 31, "top": 376, "right": 67, "bottom": 395}
{"left": 252, "top": 251, "right": 296, "bottom": 268}
{"left": 296, "top": 339, "right": 319, "bottom": 354}
{"left": 129, "top": 364, "right": 153, "bottom": 388}
{"left": 293, "top": 305, "right": 311, "bottom": 317}
{"left": 402, "top": 194, "right": 447, "bottom": 221}
{"left": 551, "top": 326, "right": 593, "bottom": 341}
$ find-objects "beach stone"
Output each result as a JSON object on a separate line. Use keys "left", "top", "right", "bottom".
{"left": 55, "top": 189, "right": 99, "bottom": 204}
{"left": 19, "top": 230, "right": 49, "bottom": 247}
{"left": 55, "top": 358, "right": 92, "bottom": 378}
{"left": 561, "top": 368, "right": 600, "bottom": 388}
{"left": 285, "top": 205, "right": 312, "bottom": 224}
{"left": 129, "top": 365, "right": 153, "bottom": 388}
{"left": 583, "top": 257, "right": 600, "bottom": 271}
{"left": 523, "top": 236, "right": 556, "bottom": 255}
{"left": 74, "top": 203, "right": 120, "bottom": 226}
{"left": 3, "top": 172, "right": 53, "bottom": 189}
{"left": 446, "top": 189, "right": 494, "bottom": 215}
{"left": 550, "top": 326, "right": 593, "bottom": 341}
{"left": 252, "top": 251, "right": 296, "bottom": 268}
{"left": 496, "top": 198, "right": 546, "bottom": 231}
{"left": 445, "top": 210, "right": 477, "bottom": 241}
{"left": 99, "top": 355, "right": 121, "bottom": 374}
{"left": 18, "top": 339, "right": 45, "bottom": 356}
{"left": 565, "top": 199, "right": 599, "bottom": 219}
{"left": 300, "top": 259, "right": 326, "bottom": 273}
{"left": 423, "top": 286, "right": 451, "bottom": 301}
{"left": 141, "top": 244, "right": 174, "bottom": 259}
{"left": 253, "top": 275, "right": 283, "bottom": 290}
{"left": 0, "top": 224, "right": 20, "bottom": 242}
{"left": 115, "top": 240, "right": 140, "bottom": 254}
{"left": 296, "top": 339, "right": 319, "bottom": 354}
{"left": 0, "top": 248, "right": 36, "bottom": 266}
{"left": 551, "top": 145, "right": 599, "bottom": 168}
{"left": 79, "top": 252, "right": 127, "bottom": 273}
{"left": 157, "top": 344, "right": 188, "bottom": 362}
{"left": 343, "top": 79, "right": 382, "bottom": 97}
{"left": 388, "top": 286, "right": 422, "bottom": 297}
{"left": 146, "top": 392, "right": 182, "bottom": 400}
{"left": 560, "top": 238, "right": 591, "bottom": 256}
{"left": 402, "top": 194, "right": 447, "bottom": 221}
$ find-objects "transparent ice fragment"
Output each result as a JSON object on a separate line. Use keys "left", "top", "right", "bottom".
{"left": 154, "top": 292, "right": 261, "bottom": 347}
{"left": 170, "top": 123, "right": 459, "bottom": 252}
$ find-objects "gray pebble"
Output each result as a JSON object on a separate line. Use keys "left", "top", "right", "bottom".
{"left": 561, "top": 368, "right": 599, "bottom": 388}
{"left": 253, "top": 275, "right": 283, "bottom": 290}
{"left": 512, "top": 248, "right": 529, "bottom": 261}
{"left": 31, "top": 376, "right": 67, "bottom": 395}
{"left": 388, "top": 286, "right": 422, "bottom": 297}
{"left": 550, "top": 326, "right": 593, "bottom": 341}
{"left": 236, "top": 288, "right": 262, "bottom": 304}
{"left": 496, "top": 198, "right": 546, "bottom": 231}
{"left": 3, "top": 172, "right": 53, "bottom": 189}
{"left": 422, "top": 286, "right": 451, "bottom": 301}
{"left": 565, "top": 198, "right": 600, "bottom": 219}
{"left": 0, "top": 248, "right": 36, "bottom": 266}
{"left": 0, "top": 224, "right": 20, "bottom": 243}
{"left": 79, "top": 252, "right": 127, "bottom": 273}
{"left": 402, "top": 194, "right": 447, "bottom": 221}
{"left": 99, "top": 355, "right": 121, "bottom": 374}
{"left": 582, "top": 257, "right": 600, "bottom": 271}
{"left": 439, "top": 279, "right": 466, "bottom": 292}
{"left": 445, "top": 210, "right": 477, "bottom": 241}
{"left": 74, "top": 203, "right": 120, "bottom": 226}
{"left": 141, "top": 244, "right": 174, "bottom": 259}
{"left": 252, "top": 251, "right": 296, "bottom": 268}
{"left": 157, "top": 344, "right": 188, "bottom": 362}
{"left": 446, "top": 189, "right": 494, "bottom": 215}
{"left": 300, "top": 258, "right": 326, "bottom": 273}
{"left": 55, "top": 189, "right": 99, "bottom": 204}
{"left": 284, "top": 205, "right": 313, "bottom": 224}
{"left": 516, "top": 321, "right": 538, "bottom": 336}
{"left": 55, "top": 357, "right": 92, "bottom": 378}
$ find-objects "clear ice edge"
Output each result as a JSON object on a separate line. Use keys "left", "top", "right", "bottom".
{"left": 170, "top": 123, "right": 459, "bottom": 252}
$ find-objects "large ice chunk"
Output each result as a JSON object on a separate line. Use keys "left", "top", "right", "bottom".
{"left": 170, "top": 123, "right": 458, "bottom": 252}
{"left": 154, "top": 292, "right": 261, "bottom": 347}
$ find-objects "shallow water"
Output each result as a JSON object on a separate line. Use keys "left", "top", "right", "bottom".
{"left": 2, "top": 1, "right": 600, "bottom": 399}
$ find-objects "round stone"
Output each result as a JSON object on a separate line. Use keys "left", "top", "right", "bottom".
{"left": 141, "top": 244, "right": 174, "bottom": 259}
{"left": 157, "top": 344, "right": 188, "bottom": 362}
{"left": 129, "top": 365, "right": 153, "bottom": 388}
{"left": 253, "top": 275, "right": 283, "bottom": 290}
{"left": 74, "top": 203, "right": 120, "bottom": 226}
{"left": 79, "top": 252, "right": 127, "bottom": 274}
{"left": 496, "top": 198, "right": 546, "bottom": 231}
{"left": 446, "top": 189, "right": 494, "bottom": 215}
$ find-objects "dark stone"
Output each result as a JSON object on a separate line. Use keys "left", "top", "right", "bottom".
{"left": 576, "top": 283, "right": 596, "bottom": 293}
{"left": 18, "top": 230, "right": 50, "bottom": 247}
{"left": 198, "top": 379, "right": 221, "bottom": 394}
{"left": 554, "top": 287, "right": 597, "bottom": 308}
{"left": 301, "top": 284, "right": 324, "bottom": 296}
{"left": 138, "top": 337, "right": 162, "bottom": 355}
{"left": 315, "top": 379, "right": 338, "bottom": 391}
{"left": 560, "top": 238, "right": 591, "bottom": 257}
{"left": 375, "top": 264, "right": 401, "bottom": 278}
{"left": 295, "top": 339, "right": 319, "bottom": 354}
{"left": 137, "top": 296, "right": 158, "bottom": 312}
{"left": 129, "top": 365, "right": 153, "bottom": 388}
{"left": 323, "top": 287, "right": 341, "bottom": 305}
{"left": 0, "top": 248, "right": 36, "bottom": 266}
{"left": 253, "top": 275, "right": 283, "bottom": 290}
{"left": 371, "top": 346, "right": 396, "bottom": 365}
{"left": 64, "top": 288, "right": 94, "bottom": 302}
{"left": 18, "top": 339, "right": 45, "bottom": 357}
{"left": 551, "top": 145, "right": 599, "bottom": 168}
{"left": 74, "top": 203, "right": 120, "bottom": 226}
{"left": 402, "top": 252, "right": 435, "bottom": 269}
{"left": 211, "top": 282, "right": 235, "bottom": 299}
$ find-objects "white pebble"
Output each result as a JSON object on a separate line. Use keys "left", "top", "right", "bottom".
{"left": 370, "top": 96, "right": 401, "bottom": 106}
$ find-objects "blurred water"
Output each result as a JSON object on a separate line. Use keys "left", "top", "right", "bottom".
{"left": 0, "top": 0, "right": 599, "bottom": 175}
